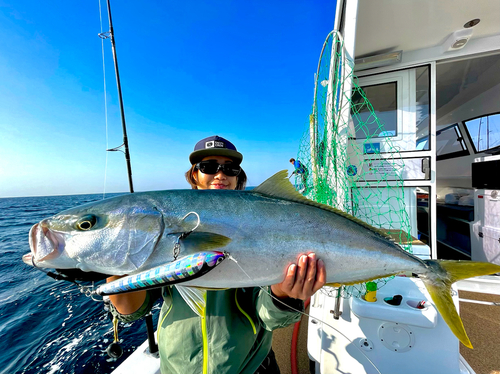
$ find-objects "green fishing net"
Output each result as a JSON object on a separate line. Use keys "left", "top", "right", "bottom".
{"left": 295, "top": 31, "right": 412, "bottom": 298}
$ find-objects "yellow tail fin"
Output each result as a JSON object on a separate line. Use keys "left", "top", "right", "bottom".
{"left": 422, "top": 260, "right": 500, "bottom": 349}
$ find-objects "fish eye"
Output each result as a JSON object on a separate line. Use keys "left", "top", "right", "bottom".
{"left": 76, "top": 215, "right": 98, "bottom": 231}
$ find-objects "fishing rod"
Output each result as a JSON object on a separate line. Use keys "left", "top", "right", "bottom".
{"left": 99, "top": 0, "right": 160, "bottom": 358}
{"left": 100, "top": 0, "right": 134, "bottom": 193}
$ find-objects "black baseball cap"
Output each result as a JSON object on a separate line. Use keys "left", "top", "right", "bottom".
{"left": 189, "top": 135, "right": 243, "bottom": 165}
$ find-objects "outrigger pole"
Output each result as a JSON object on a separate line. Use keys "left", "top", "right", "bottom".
{"left": 101, "top": 0, "right": 134, "bottom": 193}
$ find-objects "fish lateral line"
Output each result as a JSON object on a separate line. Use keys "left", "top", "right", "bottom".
{"left": 95, "top": 251, "right": 228, "bottom": 296}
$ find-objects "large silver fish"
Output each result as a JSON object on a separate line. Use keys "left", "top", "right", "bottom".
{"left": 23, "top": 171, "right": 500, "bottom": 348}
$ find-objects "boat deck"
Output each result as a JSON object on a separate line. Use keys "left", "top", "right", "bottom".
{"left": 459, "top": 291, "right": 500, "bottom": 374}
{"left": 273, "top": 304, "right": 311, "bottom": 374}
{"left": 272, "top": 293, "right": 500, "bottom": 374}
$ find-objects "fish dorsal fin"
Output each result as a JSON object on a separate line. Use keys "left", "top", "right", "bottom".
{"left": 253, "top": 170, "right": 306, "bottom": 201}
{"left": 253, "top": 170, "right": 393, "bottom": 241}
{"left": 175, "top": 285, "right": 206, "bottom": 317}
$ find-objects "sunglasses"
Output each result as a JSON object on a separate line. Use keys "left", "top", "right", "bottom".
{"left": 195, "top": 161, "right": 241, "bottom": 177}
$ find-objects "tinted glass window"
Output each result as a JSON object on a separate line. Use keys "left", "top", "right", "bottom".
{"left": 351, "top": 82, "right": 397, "bottom": 139}
{"left": 436, "top": 124, "right": 466, "bottom": 157}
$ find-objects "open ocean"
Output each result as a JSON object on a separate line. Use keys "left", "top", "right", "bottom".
{"left": 0, "top": 194, "right": 161, "bottom": 374}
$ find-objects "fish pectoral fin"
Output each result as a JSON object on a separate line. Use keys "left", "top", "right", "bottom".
{"left": 175, "top": 285, "right": 207, "bottom": 317}
{"left": 181, "top": 232, "right": 232, "bottom": 251}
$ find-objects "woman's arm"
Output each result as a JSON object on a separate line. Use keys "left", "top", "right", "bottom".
{"left": 106, "top": 275, "right": 148, "bottom": 315}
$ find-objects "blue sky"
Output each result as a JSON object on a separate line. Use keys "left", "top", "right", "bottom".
{"left": 0, "top": 1, "right": 336, "bottom": 197}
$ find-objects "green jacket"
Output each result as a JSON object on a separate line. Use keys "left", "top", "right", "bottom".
{"left": 110, "top": 286, "right": 303, "bottom": 374}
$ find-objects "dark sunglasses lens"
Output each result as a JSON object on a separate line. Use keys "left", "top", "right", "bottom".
{"left": 221, "top": 165, "right": 241, "bottom": 176}
{"left": 197, "top": 162, "right": 241, "bottom": 176}
{"left": 198, "top": 162, "right": 219, "bottom": 174}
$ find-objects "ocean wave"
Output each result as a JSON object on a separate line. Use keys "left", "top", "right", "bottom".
{"left": 0, "top": 221, "right": 34, "bottom": 228}
{"left": 0, "top": 193, "right": 151, "bottom": 374}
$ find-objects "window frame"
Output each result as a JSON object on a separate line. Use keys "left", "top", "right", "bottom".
{"left": 435, "top": 123, "right": 470, "bottom": 161}
{"left": 462, "top": 111, "right": 500, "bottom": 154}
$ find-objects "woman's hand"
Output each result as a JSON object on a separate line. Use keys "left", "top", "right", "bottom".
{"left": 271, "top": 252, "right": 326, "bottom": 301}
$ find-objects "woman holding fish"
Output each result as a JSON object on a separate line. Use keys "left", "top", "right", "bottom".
{"left": 107, "top": 135, "right": 327, "bottom": 374}
{"left": 25, "top": 134, "right": 500, "bottom": 356}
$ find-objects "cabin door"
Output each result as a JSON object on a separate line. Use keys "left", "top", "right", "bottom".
{"left": 354, "top": 65, "right": 436, "bottom": 259}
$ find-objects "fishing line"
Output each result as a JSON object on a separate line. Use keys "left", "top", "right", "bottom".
{"left": 98, "top": 0, "right": 110, "bottom": 200}
{"left": 30, "top": 259, "right": 104, "bottom": 302}
{"left": 227, "top": 255, "right": 383, "bottom": 374}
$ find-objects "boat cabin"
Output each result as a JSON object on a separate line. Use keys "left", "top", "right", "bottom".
{"left": 336, "top": 0, "right": 500, "bottom": 265}
{"left": 306, "top": 1, "right": 500, "bottom": 374}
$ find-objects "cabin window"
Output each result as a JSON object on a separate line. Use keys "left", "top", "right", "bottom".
{"left": 464, "top": 113, "right": 500, "bottom": 153}
{"left": 351, "top": 82, "right": 398, "bottom": 139}
{"left": 436, "top": 53, "right": 500, "bottom": 156}
{"left": 436, "top": 124, "right": 468, "bottom": 160}
{"left": 353, "top": 65, "right": 430, "bottom": 152}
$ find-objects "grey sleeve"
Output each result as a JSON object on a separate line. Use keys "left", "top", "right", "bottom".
{"left": 255, "top": 286, "right": 304, "bottom": 331}
{"left": 107, "top": 291, "right": 156, "bottom": 323}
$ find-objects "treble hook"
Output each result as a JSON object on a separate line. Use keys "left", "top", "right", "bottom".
{"left": 172, "top": 211, "right": 201, "bottom": 260}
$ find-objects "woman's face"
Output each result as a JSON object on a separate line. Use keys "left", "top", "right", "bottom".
{"left": 194, "top": 155, "right": 238, "bottom": 190}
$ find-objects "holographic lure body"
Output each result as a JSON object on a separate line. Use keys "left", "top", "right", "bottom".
{"left": 96, "top": 251, "right": 226, "bottom": 296}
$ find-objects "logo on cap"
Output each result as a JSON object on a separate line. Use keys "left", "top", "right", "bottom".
{"left": 206, "top": 141, "right": 225, "bottom": 149}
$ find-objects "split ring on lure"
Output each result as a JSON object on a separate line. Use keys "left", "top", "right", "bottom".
{"left": 95, "top": 251, "right": 227, "bottom": 296}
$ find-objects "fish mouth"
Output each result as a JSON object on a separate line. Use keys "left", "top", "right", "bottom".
{"left": 22, "top": 252, "right": 33, "bottom": 266}
{"left": 29, "top": 221, "right": 64, "bottom": 262}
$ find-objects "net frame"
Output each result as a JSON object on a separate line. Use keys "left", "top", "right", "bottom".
{"left": 296, "top": 31, "right": 413, "bottom": 297}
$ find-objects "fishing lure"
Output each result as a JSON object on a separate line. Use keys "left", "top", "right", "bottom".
{"left": 95, "top": 251, "right": 227, "bottom": 296}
